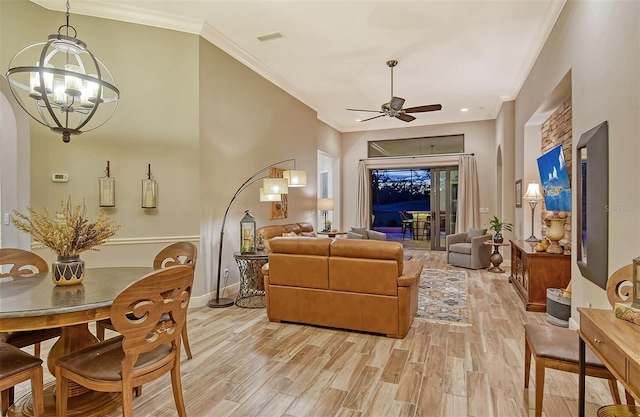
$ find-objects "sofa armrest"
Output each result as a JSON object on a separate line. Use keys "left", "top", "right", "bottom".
{"left": 366, "top": 230, "right": 387, "bottom": 241}
{"left": 261, "top": 262, "right": 269, "bottom": 277}
{"left": 445, "top": 233, "right": 467, "bottom": 248}
{"left": 398, "top": 260, "right": 422, "bottom": 287}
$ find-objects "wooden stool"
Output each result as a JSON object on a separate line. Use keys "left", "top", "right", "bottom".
{"left": 0, "top": 343, "right": 44, "bottom": 417}
{"left": 524, "top": 324, "right": 627, "bottom": 417}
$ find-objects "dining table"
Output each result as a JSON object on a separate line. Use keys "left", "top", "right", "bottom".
{"left": 0, "top": 266, "right": 153, "bottom": 417}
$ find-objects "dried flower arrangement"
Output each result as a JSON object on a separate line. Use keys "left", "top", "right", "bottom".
{"left": 11, "top": 198, "right": 120, "bottom": 257}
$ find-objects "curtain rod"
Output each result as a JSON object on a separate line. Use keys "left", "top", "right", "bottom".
{"left": 359, "top": 152, "right": 474, "bottom": 161}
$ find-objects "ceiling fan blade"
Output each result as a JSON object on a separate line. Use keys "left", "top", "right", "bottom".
{"left": 396, "top": 113, "right": 416, "bottom": 122}
{"left": 390, "top": 97, "right": 405, "bottom": 111}
{"left": 358, "top": 114, "right": 387, "bottom": 122}
{"left": 347, "top": 108, "right": 384, "bottom": 113}
{"left": 404, "top": 104, "right": 443, "bottom": 113}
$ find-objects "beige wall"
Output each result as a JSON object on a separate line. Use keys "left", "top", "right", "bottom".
{"left": 515, "top": 0, "right": 640, "bottom": 322}
{"left": 1, "top": 1, "right": 322, "bottom": 306}
{"left": 197, "top": 36, "right": 319, "bottom": 302}
{"left": 341, "top": 120, "right": 497, "bottom": 231}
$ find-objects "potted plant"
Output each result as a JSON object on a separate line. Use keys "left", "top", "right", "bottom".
{"left": 11, "top": 198, "right": 120, "bottom": 285}
{"left": 487, "top": 216, "right": 513, "bottom": 243}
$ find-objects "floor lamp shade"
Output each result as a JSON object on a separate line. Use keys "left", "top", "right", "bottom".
{"left": 284, "top": 170, "right": 307, "bottom": 187}
{"left": 259, "top": 188, "right": 281, "bottom": 202}
{"left": 524, "top": 182, "right": 543, "bottom": 242}
{"left": 263, "top": 178, "right": 288, "bottom": 195}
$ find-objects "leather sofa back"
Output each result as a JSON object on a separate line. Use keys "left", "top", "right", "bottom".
{"left": 268, "top": 237, "right": 330, "bottom": 289}
{"left": 257, "top": 222, "right": 315, "bottom": 241}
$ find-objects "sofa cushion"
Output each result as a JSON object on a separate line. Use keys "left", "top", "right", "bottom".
{"left": 449, "top": 242, "right": 472, "bottom": 255}
{"left": 282, "top": 231, "right": 297, "bottom": 237}
{"left": 465, "top": 228, "right": 488, "bottom": 243}
{"left": 330, "top": 239, "right": 404, "bottom": 276}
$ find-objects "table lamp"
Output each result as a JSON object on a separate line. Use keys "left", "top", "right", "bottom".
{"left": 523, "top": 182, "right": 543, "bottom": 242}
{"left": 318, "top": 198, "right": 334, "bottom": 231}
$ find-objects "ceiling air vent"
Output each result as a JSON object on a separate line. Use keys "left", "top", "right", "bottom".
{"left": 257, "top": 31, "right": 285, "bottom": 42}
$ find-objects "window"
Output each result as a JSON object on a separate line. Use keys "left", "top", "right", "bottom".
{"left": 368, "top": 134, "right": 464, "bottom": 158}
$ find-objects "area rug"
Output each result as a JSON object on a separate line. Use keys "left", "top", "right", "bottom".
{"left": 415, "top": 269, "right": 471, "bottom": 326}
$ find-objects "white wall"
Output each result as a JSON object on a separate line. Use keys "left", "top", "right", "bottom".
{"left": 515, "top": 0, "right": 640, "bottom": 323}
{"left": 341, "top": 120, "right": 497, "bottom": 232}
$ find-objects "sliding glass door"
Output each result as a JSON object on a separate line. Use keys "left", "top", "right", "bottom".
{"left": 430, "top": 167, "right": 458, "bottom": 250}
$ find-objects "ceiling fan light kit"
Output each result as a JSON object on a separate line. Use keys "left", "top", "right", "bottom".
{"left": 347, "top": 59, "right": 441, "bottom": 123}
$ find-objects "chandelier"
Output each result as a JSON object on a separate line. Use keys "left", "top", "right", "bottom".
{"left": 5, "top": 0, "right": 119, "bottom": 143}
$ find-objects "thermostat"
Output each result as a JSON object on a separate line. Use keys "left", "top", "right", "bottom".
{"left": 51, "top": 173, "right": 68, "bottom": 183}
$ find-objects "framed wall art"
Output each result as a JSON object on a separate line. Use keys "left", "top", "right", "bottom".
{"left": 515, "top": 179, "right": 522, "bottom": 208}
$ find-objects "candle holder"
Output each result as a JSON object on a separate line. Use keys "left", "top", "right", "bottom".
{"left": 99, "top": 161, "right": 115, "bottom": 207}
{"left": 141, "top": 164, "right": 157, "bottom": 209}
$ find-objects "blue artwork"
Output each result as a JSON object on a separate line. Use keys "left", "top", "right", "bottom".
{"left": 536, "top": 145, "right": 572, "bottom": 212}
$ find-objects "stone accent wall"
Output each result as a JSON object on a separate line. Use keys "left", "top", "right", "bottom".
{"left": 540, "top": 97, "right": 572, "bottom": 246}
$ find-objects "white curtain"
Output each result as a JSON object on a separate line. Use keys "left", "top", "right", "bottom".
{"left": 456, "top": 154, "right": 480, "bottom": 233}
{"left": 355, "top": 160, "right": 370, "bottom": 228}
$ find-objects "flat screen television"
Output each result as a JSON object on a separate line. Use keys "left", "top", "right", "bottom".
{"left": 536, "top": 145, "right": 572, "bottom": 212}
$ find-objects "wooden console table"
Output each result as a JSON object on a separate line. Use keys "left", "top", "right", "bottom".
{"left": 509, "top": 239, "right": 571, "bottom": 312}
{"left": 578, "top": 308, "right": 640, "bottom": 417}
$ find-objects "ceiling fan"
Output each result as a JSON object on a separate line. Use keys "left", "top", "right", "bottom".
{"left": 347, "top": 60, "right": 442, "bottom": 123}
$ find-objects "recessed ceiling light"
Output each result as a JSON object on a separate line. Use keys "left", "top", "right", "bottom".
{"left": 460, "top": 108, "right": 469, "bottom": 112}
{"left": 257, "top": 31, "right": 285, "bottom": 42}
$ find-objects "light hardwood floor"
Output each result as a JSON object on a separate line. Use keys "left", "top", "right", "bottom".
{"left": 16, "top": 250, "right": 619, "bottom": 416}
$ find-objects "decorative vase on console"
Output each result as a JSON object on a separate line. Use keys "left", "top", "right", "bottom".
{"left": 10, "top": 198, "right": 120, "bottom": 286}
{"left": 545, "top": 216, "right": 567, "bottom": 254}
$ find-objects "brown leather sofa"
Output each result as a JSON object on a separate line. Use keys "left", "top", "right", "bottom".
{"left": 262, "top": 237, "right": 422, "bottom": 338}
{"left": 257, "top": 222, "right": 315, "bottom": 250}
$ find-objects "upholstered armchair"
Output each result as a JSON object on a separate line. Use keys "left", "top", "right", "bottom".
{"left": 345, "top": 227, "right": 387, "bottom": 241}
{"left": 446, "top": 228, "right": 492, "bottom": 269}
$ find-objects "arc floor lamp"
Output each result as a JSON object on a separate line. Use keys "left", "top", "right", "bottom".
{"left": 208, "top": 159, "right": 306, "bottom": 308}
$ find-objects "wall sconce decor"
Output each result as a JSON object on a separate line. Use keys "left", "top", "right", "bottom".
{"left": 141, "top": 163, "right": 157, "bottom": 209}
{"left": 240, "top": 210, "right": 256, "bottom": 254}
{"left": 98, "top": 161, "right": 115, "bottom": 207}
{"left": 5, "top": 0, "right": 119, "bottom": 143}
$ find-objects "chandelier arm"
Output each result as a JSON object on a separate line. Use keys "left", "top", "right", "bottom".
{"left": 208, "top": 158, "right": 297, "bottom": 308}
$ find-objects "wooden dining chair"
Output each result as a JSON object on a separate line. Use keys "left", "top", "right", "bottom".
{"left": 0, "top": 343, "right": 44, "bottom": 417}
{"left": 0, "top": 248, "right": 61, "bottom": 413}
{"left": 95, "top": 242, "right": 197, "bottom": 359}
{"left": 55, "top": 265, "right": 194, "bottom": 417}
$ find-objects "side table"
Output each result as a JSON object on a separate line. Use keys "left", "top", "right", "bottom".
{"left": 318, "top": 231, "right": 347, "bottom": 238}
{"left": 484, "top": 241, "right": 510, "bottom": 273}
{"left": 233, "top": 251, "right": 268, "bottom": 308}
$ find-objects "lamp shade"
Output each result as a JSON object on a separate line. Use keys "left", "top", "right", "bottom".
{"left": 259, "top": 188, "right": 281, "bottom": 202}
{"left": 318, "top": 198, "right": 334, "bottom": 211}
{"left": 284, "top": 169, "right": 307, "bottom": 187}
{"left": 263, "top": 178, "right": 288, "bottom": 195}
{"left": 524, "top": 183, "right": 543, "bottom": 200}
